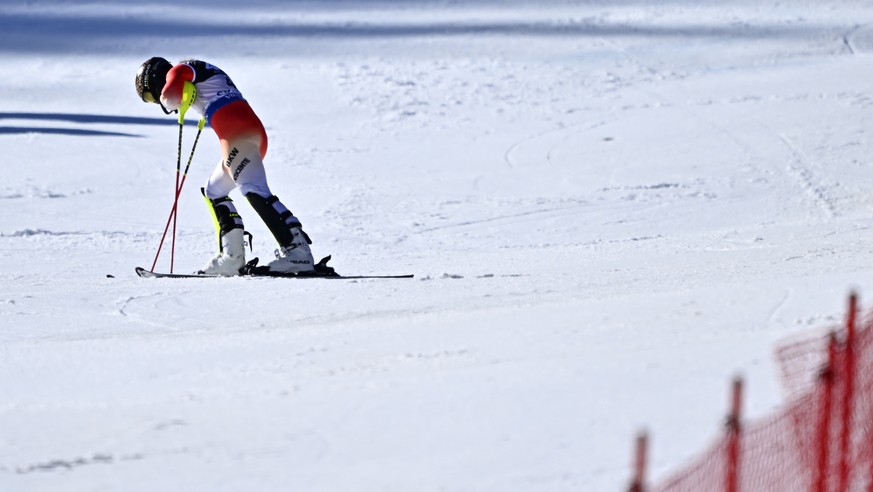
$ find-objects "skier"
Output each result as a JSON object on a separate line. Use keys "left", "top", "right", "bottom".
{"left": 134, "top": 57, "right": 315, "bottom": 276}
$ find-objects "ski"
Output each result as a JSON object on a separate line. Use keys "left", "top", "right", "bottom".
{"left": 136, "top": 267, "right": 219, "bottom": 279}
{"left": 136, "top": 256, "right": 413, "bottom": 280}
{"left": 135, "top": 267, "right": 412, "bottom": 280}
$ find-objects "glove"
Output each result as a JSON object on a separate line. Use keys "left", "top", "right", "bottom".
{"left": 178, "top": 82, "right": 197, "bottom": 124}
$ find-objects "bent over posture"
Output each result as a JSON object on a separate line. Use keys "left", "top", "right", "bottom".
{"left": 135, "top": 57, "right": 314, "bottom": 276}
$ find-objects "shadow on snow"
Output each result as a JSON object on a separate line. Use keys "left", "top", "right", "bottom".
{"left": 0, "top": 112, "right": 194, "bottom": 126}
{"left": 0, "top": 127, "right": 141, "bottom": 137}
{"left": 0, "top": 11, "right": 835, "bottom": 54}
{"left": 0, "top": 113, "right": 204, "bottom": 137}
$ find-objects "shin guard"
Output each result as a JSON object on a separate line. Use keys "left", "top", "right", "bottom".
{"left": 245, "top": 192, "right": 309, "bottom": 248}
{"left": 202, "top": 188, "right": 244, "bottom": 252}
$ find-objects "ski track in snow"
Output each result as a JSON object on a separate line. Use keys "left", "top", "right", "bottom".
{"left": 5, "top": 2, "right": 873, "bottom": 491}
{"left": 503, "top": 119, "right": 615, "bottom": 169}
{"left": 776, "top": 132, "right": 839, "bottom": 220}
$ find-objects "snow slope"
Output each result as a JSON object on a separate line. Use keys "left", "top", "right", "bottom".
{"left": 4, "top": 1, "right": 873, "bottom": 490}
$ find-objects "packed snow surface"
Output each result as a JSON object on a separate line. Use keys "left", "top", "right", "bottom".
{"left": 4, "top": 1, "right": 873, "bottom": 490}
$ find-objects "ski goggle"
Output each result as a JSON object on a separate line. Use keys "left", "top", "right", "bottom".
{"left": 142, "top": 90, "right": 158, "bottom": 104}
{"left": 139, "top": 83, "right": 173, "bottom": 114}
{"left": 143, "top": 90, "right": 173, "bottom": 114}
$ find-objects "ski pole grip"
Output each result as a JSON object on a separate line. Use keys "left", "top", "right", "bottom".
{"left": 178, "top": 81, "right": 197, "bottom": 125}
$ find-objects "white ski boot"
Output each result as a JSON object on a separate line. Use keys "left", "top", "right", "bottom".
{"left": 266, "top": 226, "right": 314, "bottom": 273}
{"left": 198, "top": 228, "right": 246, "bottom": 276}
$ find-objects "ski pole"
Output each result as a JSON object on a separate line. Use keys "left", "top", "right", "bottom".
{"left": 170, "top": 118, "right": 183, "bottom": 272}
{"left": 150, "top": 117, "right": 205, "bottom": 272}
{"left": 149, "top": 123, "right": 183, "bottom": 273}
{"left": 150, "top": 83, "right": 202, "bottom": 272}
{"left": 170, "top": 117, "right": 206, "bottom": 272}
{"left": 170, "top": 82, "right": 199, "bottom": 273}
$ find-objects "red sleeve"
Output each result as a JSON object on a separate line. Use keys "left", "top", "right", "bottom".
{"left": 159, "top": 64, "right": 195, "bottom": 111}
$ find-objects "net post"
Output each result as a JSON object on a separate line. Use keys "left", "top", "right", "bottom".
{"left": 816, "top": 333, "right": 838, "bottom": 492}
{"left": 726, "top": 376, "right": 743, "bottom": 492}
{"left": 838, "top": 292, "right": 858, "bottom": 491}
{"left": 628, "top": 431, "right": 648, "bottom": 492}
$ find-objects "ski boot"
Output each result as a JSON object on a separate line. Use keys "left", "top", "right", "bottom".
{"left": 199, "top": 191, "right": 247, "bottom": 276}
